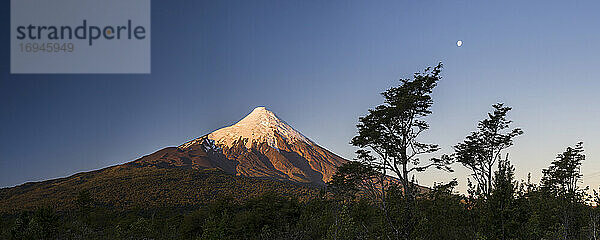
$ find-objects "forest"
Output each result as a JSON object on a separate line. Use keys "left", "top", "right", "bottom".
{"left": 1, "top": 63, "right": 598, "bottom": 240}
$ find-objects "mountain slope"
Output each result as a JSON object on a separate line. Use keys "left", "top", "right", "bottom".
{"left": 0, "top": 166, "right": 316, "bottom": 213}
{"left": 130, "top": 107, "right": 347, "bottom": 185}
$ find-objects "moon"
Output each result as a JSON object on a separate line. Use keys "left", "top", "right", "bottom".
{"left": 457, "top": 40, "right": 463, "bottom": 47}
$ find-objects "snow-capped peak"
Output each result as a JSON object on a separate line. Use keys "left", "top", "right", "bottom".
{"left": 202, "top": 107, "right": 311, "bottom": 149}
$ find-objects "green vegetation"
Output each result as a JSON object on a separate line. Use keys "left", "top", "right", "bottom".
{"left": 1, "top": 63, "right": 598, "bottom": 239}
{"left": 3, "top": 168, "right": 597, "bottom": 239}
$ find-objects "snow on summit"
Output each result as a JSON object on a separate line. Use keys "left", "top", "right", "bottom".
{"left": 206, "top": 107, "right": 311, "bottom": 149}
{"left": 163, "top": 106, "right": 347, "bottom": 184}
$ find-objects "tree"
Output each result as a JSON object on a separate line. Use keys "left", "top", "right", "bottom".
{"left": 350, "top": 62, "right": 453, "bottom": 239}
{"left": 541, "top": 142, "right": 585, "bottom": 198}
{"left": 10, "top": 207, "right": 58, "bottom": 240}
{"left": 328, "top": 150, "right": 383, "bottom": 203}
{"left": 541, "top": 142, "right": 586, "bottom": 239}
{"left": 589, "top": 189, "right": 600, "bottom": 240}
{"left": 454, "top": 103, "right": 523, "bottom": 199}
{"left": 487, "top": 155, "right": 519, "bottom": 240}
{"left": 76, "top": 190, "right": 93, "bottom": 224}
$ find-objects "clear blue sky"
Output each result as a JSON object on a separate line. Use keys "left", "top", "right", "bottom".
{"left": 2, "top": 0, "right": 599, "bottom": 193}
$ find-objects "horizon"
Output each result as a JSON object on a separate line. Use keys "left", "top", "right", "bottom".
{"left": 2, "top": 0, "right": 600, "bottom": 195}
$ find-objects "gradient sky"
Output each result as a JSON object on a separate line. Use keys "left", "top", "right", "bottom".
{"left": 1, "top": 0, "right": 599, "bottom": 194}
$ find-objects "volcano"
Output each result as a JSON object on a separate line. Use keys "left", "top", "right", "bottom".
{"left": 129, "top": 107, "right": 347, "bottom": 185}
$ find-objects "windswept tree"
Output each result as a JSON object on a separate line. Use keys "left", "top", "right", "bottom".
{"left": 454, "top": 103, "right": 523, "bottom": 199}
{"left": 541, "top": 142, "right": 586, "bottom": 239}
{"left": 347, "top": 62, "right": 453, "bottom": 239}
{"left": 541, "top": 142, "right": 585, "bottom": 198}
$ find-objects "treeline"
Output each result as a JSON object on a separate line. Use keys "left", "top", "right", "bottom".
{"left": 5, "top": 191, "right": 469, "bottom": 239}
{"left": 1, "top": 62, "right": 598, "bottom": 239}
{"left": 2, "top": 174, "right": 598, "bottom": 239}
